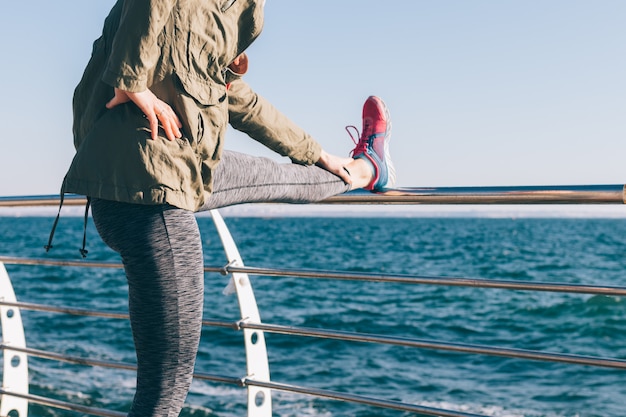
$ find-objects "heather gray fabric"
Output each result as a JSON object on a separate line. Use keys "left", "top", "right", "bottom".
{"left": 200, "top": 150, "right": 350, "bottom": 210}
{"left": 91, "top": 199, "right": 203, "bottom": 417}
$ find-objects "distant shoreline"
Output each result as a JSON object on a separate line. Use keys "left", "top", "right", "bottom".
{"left": 1, "top": 204, "right": 626, "bottom": 219}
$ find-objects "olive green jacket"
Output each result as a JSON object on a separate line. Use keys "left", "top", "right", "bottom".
{"left": 64, "top": 0, "right": 322, "bottom": 212}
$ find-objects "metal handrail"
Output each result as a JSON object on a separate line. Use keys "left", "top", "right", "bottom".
{"left": 327, "top": 184, "right": 626, "bottom": 204}
{"left": 0, "top": 184, "right": 625, "bottom": 207}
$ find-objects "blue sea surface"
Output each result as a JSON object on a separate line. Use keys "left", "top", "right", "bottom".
{"left": 1, "top": 215, "right": 626, "bottom": 417}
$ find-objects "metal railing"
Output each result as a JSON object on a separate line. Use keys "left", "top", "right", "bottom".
{"left": 1, "top": 186, "right": 625, "bottom": 417}
{"left": 1, "top": 184, "right": 625, "bottom": 207}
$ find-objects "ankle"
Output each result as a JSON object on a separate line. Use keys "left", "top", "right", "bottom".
{"left": 347, "top": 158, "right": 375, "bottom": 189}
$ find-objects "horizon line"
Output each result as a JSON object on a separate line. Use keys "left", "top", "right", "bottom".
{"left": 1, "top": 204, "right": 626, "bottom": 219}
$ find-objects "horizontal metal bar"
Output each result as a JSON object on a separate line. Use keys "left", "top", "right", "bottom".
{"left": 0, "top": 300, "right": 129, "bottom": 320}
{"left": 1, "top": 344, "right": 137, "bottom": 371}
{"left": 240, "top": 322, "right": 626, "bottom": 370}
{"left": 4, "top": 303, "right": 621, "bottom": 415}
{"left": 5, "top": 300, "right": 623, "bottom": 371}
{"left": 0, "top": 300, "right": 240, "bottom": 332}
{"left": 0, "top": 256, "right": 122, "bottom": 269}
{"left": 0, "top": 341, "right": 486, "bottom": 417}
{"left": 225, "top": 265, "right": 626, "bottom": 296}
{"left": 1, "top": 355, "right": 463, "bottom": 417}
{"left": 244, "top": 379, "right": 486, "bottom": 417}
{"left": 0, "top": 194, "right": 88, "bottom": 208}
{"left": 4, "top": 256, "right": 626, "bottom": 296}
{"left": 201, "top": 318, "right": 240, "bottom": 329}
{"left": 1, "top": 185, "right": 624, "bottom": 208}
{"left": 6, "top": 298, "right": 622, "bottom": 370}
{"left": 0, "top": 388, "right": 126, "bottom": 417}
{"left": 189, "top": 371, "right": 245, "bottom": 387}
{"left": 325, "top": 185, "right": 626, "bottom": 204}
{"left": 1, "top": 344, "right": 244, "bottom": 387}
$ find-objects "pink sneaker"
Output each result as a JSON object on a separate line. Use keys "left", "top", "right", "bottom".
{"left": 346, "top": 96, "right": 396, "bottom": 191}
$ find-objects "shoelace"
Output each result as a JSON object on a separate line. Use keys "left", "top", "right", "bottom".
{"left": 345, "top": 125, "right": 369, "bottom": 157}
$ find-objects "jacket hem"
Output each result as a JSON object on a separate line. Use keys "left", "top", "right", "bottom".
{"left": 64, "top": 178, "right": 200, "bottom": 212}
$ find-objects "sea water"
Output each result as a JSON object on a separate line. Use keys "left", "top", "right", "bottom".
{"left": 1, "top": 215, "right": 626, "bottom": 417}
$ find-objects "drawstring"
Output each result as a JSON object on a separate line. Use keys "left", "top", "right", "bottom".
{"left": 80, "top": 197, "right": 91, "bottom": 258}
{"left": 44, "top": 177, "right": 91, "bottom": 258}
{"left": 44, "top": 178, "right": 66, "bottom": 253}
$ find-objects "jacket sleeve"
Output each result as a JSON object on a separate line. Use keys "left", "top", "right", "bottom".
{"left": 227, "top": 78, "right": 322, "bottom": 165}
{"left": 102, "top": 0, "right": 176, "bottom": 92}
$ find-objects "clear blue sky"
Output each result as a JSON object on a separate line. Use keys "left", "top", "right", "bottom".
{"left": 1, "top": 0, "right": 624, "bottom": 197}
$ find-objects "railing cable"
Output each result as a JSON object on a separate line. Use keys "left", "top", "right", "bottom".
{"left": 224, "top": 265, "right": 626, "bottom": 296}
{"left": 237, "top": 322, "right": 626, "bottom": 370}
{"left": 243, "top": 379, "right": 485, "bottom": 417}
{"left": 2, "top": 256, "right": 626, "bottom": 296}
{"left": 0, "top": 388, "right": 127, "bottom": 417}
{"left": 3, "top": 299, "right": 624, "bottom": 371}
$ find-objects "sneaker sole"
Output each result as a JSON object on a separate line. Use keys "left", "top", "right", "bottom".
{"left": 378, "top": 99, "right": 396, "bottom": 189}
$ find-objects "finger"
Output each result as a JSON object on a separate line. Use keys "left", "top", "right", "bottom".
{"left": 105, "top": 88, "right": 130, "bottom": 109}
{"left": 105, "top": 95, "right": 121, "bottom": 110}
{"left": 158, "top": 109, "right": 182, "bottom": 141}
{"left": 167, "top": 109, "right": 182, "bottom": 138}
{"left": 161, "top": 116, "right": 178, "bottom": 141}
{"left": 173, "top": 112, "right": 183, "bottom": 129}
{"left": 148, "top": 113, "right": 159, "bottom": 140}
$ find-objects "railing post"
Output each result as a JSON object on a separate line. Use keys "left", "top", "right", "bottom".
{"left": 0, "top": 262, "right": 29, "bottom": 417}
{"left": 210, "top": 210, "right": 272, "bottom": 417}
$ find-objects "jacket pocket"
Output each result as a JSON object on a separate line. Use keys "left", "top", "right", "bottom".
{"left": 172, "top": 72, "right": 227, "bottom": 151}
{"left": 175, "top": 72, "right": 227, "bottom": 106}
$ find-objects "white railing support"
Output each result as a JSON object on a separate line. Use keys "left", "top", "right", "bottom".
{"left": 0, "top": 262, "right": 29, "bottom": 417}
{"left": 210, "top": 210, "right": 272, "bottom": 417}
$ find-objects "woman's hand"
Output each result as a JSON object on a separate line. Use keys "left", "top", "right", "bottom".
{"left": 316, "top": 149, "right": 354, "bottom": 185}
{"left": 106, "top": 88, "right": 182, "bottom": 141}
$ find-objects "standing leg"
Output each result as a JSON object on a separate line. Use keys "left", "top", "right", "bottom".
{"left": 91, "top": 199, "right": 204, "bottom": 417}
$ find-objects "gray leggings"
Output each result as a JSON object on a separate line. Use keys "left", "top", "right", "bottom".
{"left": 91, "top": 150, "right": 349, "bottom": 417}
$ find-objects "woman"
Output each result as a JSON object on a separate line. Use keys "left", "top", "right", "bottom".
{"left": 60, "top": 1, "right": 395, "bottom": 415}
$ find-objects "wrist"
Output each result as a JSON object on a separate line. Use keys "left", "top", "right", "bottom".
{"left": 316, "top": 149, "right": 330, "bottom": 166}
